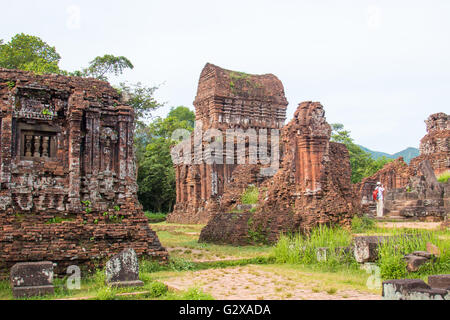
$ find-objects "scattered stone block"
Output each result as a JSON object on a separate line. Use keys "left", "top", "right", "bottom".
{"left": 105, "top": 248, "right": 143, "bottom": 288}
{"left": 404, "top": 254, "right": 429, "bottom": 272}
{"left": 316, "top": 246, "right": 351, "bottom": 262}
{"left": 316, "top": 247, "right": 328, "bottom": 262}
{"left": 382, "top": 279, "right": 430, "bottom": 300}
{"left": 353, "top": 236, "right": 390, "bottom": 263}
{"left": 411, "top": 251, "right": 433, "bottom": 259}
{"left": 403, "top": 288, "right": 449, "bottom": 300}
{"left": 10, "top": 261, "right": 55, "bottom": 298}
{"left": 426, "top": 242, "right": 441, "bottom": 257}
{"left": 428, "top": 275, "right": 450, "bottom": 289}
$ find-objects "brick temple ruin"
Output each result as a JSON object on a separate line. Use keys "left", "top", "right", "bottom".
{"left": 355, "top": 112, "right": 449, "bottom": 220}
{"left": 0, "top": 68, "right": 167, "bottom": 275}
{"left": 169, "top": 64, "right": 357, "bottom": 244}
{"left": 167, "top": 63, "right": 288, "bottom": 224}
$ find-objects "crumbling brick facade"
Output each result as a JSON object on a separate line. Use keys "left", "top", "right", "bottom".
{"left": 354, "top": 158, "right": 413, "bottom": 210}
{"left": 410, "top": 112, "right": 449, "bottom": 176}
{"left": 198, "top": 101, "right": 357, "bottom": 245}
{"left": 0, "top": 68, "right": 167, "bottom": 275}
{"left": 167, "top": 63, "right": 288, "bottom": 224}
{"left": 354, "top": 112, "right": 449, "bottom": 220}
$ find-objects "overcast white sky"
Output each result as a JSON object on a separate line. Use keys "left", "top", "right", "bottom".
{"left": 1, "top": 0, "right": 449, "bottom": 153}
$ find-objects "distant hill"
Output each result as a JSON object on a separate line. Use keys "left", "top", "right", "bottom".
{"left": 358, "top": 146, "right": 420, "bottom": 164}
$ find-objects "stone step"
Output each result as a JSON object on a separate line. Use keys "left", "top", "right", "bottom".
{"left": 385, "top": 200, "right": 422, "bottom": 208}
{"left": 375, "top": 215, "right": 409, "bottom": 222}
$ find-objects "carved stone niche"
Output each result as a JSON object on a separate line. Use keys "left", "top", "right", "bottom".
{"left": 15, "top": 122, "right": 59, "bottom": 159}
{"left": 99, "top": 127, "right": 119, "bottom": 172}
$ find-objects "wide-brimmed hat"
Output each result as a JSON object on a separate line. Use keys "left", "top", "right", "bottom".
{"left": 377, "top": 182, "right": 381, "bottom": 185}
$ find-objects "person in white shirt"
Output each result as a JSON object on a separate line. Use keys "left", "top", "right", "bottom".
{"left": 375, "top": 182, "right": 385, "bottom": 217}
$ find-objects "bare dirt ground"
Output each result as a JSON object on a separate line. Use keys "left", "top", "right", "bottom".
{"left": 163, "top": 265, "right": 381, "bottom": 300}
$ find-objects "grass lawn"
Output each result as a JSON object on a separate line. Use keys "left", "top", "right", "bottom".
{"left": 0, "top": 218, "right": 447, "bottom": 300}
{"left": 151, "top": 222, "right": 272, "bottom": 261}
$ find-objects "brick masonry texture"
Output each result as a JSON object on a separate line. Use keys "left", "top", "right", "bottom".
{"left": 168, "top": 64, "right": 357, "bottom": 244}
{"left": 0, "top": 68, "right": 167, "bottom": 276}
{"left": 167, "top": 63, "right": 288, "bottom": 224}
{"left": 199, "top": 101, "right": 358, "bottom": 244}
{"left": 410, "top": 112, "right": 449, "bottom": 176}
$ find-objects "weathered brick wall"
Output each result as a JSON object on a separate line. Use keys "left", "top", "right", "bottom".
{"left": 0, "top": 69, "right": 167, "bottom": 275}
{"left": 167, "top": 63, "right": 288, "bottom": 224}
{"left": 410, "top": 112, "right": 449, "bottom": 176}
{"left": 199, "top": 102, "right": 357, "bottom": 244}
{"left": 354, "top": 113, "right": 449, "bottom": 219}
{"left": 354, "top": 158, "right": 413, "bottom": 205}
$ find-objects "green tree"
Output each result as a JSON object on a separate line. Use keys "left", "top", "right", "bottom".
{"left": 137, "top": 106, "right": 195, "bottom": 213}
{"left": 116, "top": 82, "right": 164, "bottom": 128}
{"left": 0, "top": 33, "right": 62, "bottom": 74}
{"left": 1, "top": 34, "right": 135, "bottom": 82}
{"left": 167, "top": 106, "right": 195, "bottom": 127}
{"left": 331, "top": 123, "right": 391, "bottom": 183}
{"left": 73, "top": 54, "right": 134, "bottom": 81}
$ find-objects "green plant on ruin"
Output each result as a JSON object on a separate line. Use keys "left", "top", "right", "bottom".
{"left": 228, "top": 71, "right": 263, "bottom": 95}
{"left": 247, "top": 217, "right": 269, "bottom": 245}
{"left": 108, "top": 214, "right": 123, "bottom": 224}
{"left": 41, "top": 108, "right": 51, "bottom": 116}
{"left": 113, "top": 205, "right": 121, "bottom": 212}
{"left": 46, "top": 217, "right": 73, "bottom": 224}
{"left": 437, "top": 170, "right": 450, "bottom": 183}
{"left": 102, "top": 211, "right": 123, "bottom": 223}
{"left": 6, "top": 81, "right": 15, "bottom": 89}
{"left": 241, "top": 185, "right": 259, "bottom": 205}
{"left": 14, "top": 213, "right": 24, "bottom": 222}
{"left": 81, "top": 200, "right": 92, "bottom": 214}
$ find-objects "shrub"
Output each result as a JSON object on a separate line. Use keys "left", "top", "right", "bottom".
{"left": 241, "top": 186, "right": 259, "bottom": 205}
{"left": 146, "top": 281, "right": 168, "bottom": 298}
{"left": 181, "top": 287, "right": 214, "bottom": 300}
{"left": 96, "top": 286, "right": 117, "bottom": 300}
{"left": 140, "top": 259, "right": 166, "bottom": 273}
{"left": 437, "top": 171, "right": 450, "bottom": 183}
{"left": 145, "top": 212, "right": 167, "bottom": 223}
{"left": 351, "top": 215, "right": 375, "bottom": 233}
{"left": 168, "top": 257, "right": 196, "bottom": 271}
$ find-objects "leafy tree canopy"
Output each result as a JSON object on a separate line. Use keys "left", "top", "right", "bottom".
{"left": 137, "top": 106, "right": 195, "bottom": 213}
{"left": 0, "top": 33, "right": 62, "bottom": 74}
{"left": 73, "top": 54, "right": 134, "bottom": 81}
{"left": 331, "top": 123, "right": 391, "bottom": 183}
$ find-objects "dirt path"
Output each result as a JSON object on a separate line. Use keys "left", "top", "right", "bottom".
{"left": 163, "top": 266, "right": 380, "bottom": 300}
